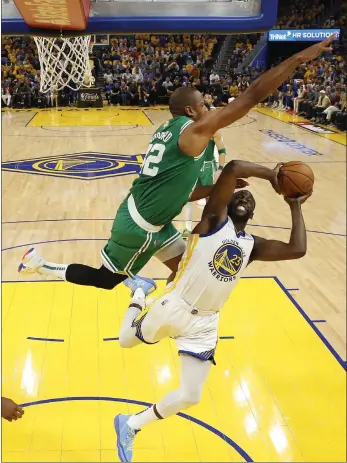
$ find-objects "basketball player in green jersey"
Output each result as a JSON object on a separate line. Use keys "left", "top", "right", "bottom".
{"left": 18, "top": 36, "right": 335, "bottom": 290}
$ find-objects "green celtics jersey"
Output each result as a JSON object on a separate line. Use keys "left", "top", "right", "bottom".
{"left": 130, "top": 116, "right": 206, "bottom": 226}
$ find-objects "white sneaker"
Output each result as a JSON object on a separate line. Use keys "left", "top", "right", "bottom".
{"left": 18, "top": 248, "right": 45, "bottom": 274}
{"left": 197, "top": 198, "right": 206, "bottom": 207}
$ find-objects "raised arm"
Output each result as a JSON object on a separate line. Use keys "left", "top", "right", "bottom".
{"left": 193, "top": 160, "right": 280, "bottom": 234}
{"left": 250, "top": 195, "right": 310, "bottom": 262}
{"left": 180, "top": 35, "right": 336, "bottom": 156}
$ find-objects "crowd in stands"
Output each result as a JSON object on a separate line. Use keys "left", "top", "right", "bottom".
{"left": 226, "top": 35, "right": 260, "bottom": 72}
{"left": 275, "top": 0, "right": 332, "bottom": 29}
{"left": 323, "top": 1, "right": 347, "bottom": 29}
{"left": 101, "top": 34, "right": 221, "bottom": 106}
{"left": 1, "top": 8, "right": 346, "bottom": 131}
{"left": 261, "top": 53, "right": 346, "bottom": 130}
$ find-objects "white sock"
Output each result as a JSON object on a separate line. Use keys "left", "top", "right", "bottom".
{"left": 122, "top": 288, "right": 145, "bottom": 330}
{"left": 127, "top": 406, "right": 158, "bottom": 430}
{"left": 132, "top": 288, "right": 145, "bottom": 307}
{"left": 184, "top": 203, "right": 193, "bottom": 232}
{"left": 37, "top": 262, "right": 68, "bottom": 280}
{"left": 119, "top": 288, "right": 146, "bottom": 347}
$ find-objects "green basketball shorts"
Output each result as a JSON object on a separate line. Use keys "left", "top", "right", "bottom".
{"left": 101, "top": 195, "right": 186, "bottom": 278}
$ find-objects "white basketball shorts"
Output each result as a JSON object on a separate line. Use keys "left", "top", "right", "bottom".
{"left": 132, "top": 289, "right": 219, "bottom": 362}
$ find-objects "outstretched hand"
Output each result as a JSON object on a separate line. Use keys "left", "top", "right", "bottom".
{"left": 284, "top": 192, "right": 312, "bottom": 205}
{"left": 298, "top": 34, "right": 337, "bottom": 63}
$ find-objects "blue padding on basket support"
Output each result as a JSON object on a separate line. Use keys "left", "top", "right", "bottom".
{"left": 2, "top": 0, "right": 278, "bottom": 35}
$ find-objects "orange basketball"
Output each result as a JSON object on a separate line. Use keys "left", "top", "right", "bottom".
{"left": 278, "top": 161, "right": 314, "bottom": 198}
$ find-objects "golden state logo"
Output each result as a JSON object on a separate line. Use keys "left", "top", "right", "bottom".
{"left": 208, "top": 243, "right": 243, "bottom": 282}
{"left": 1, "top": 152, "right": 144, "bottom": 180}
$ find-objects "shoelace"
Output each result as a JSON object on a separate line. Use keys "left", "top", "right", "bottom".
{"left": 123, "top": 427, "right": 136, "bottom": 451}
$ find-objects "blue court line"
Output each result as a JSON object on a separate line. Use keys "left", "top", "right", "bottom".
{"left": 18, "top": 396, "right": 253, "bottom": 462}
{"left": 2, "top": 218, "right": 345, "bottom": 238}
{"left": 273, "top": 276, "right": 346, "bottom": 371}
{"left": 27, "top": 336, "right": 64, "bottom": 342}
{"left": 311, "top": 320, "right": 327, "bottom": 323}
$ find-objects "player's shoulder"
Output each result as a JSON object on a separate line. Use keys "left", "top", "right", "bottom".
{"left": 157, "top": 116, "right": 192, "bottom": 133}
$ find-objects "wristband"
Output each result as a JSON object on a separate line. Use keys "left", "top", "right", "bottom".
{"left": 218, "top": 148, "right": 226, "bottom": 155}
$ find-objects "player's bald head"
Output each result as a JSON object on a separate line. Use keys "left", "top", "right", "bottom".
{"left": 169, "top": 87, "right": 205, "bottom": 119}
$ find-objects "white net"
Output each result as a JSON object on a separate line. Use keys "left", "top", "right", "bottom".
{"left": 33, "top": 35, "right": 95, "bottom": 93}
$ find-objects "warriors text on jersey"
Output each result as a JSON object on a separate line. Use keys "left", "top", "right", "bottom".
{"left": 172, "top": 218, "right": 255, "bottom": 312}
{"left": 130, "top": 116, "right": 206, "bottom": 226}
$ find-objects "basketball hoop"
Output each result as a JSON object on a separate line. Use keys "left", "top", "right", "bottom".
{"left": 34, "top": 35, "right": 95, "bottom": 94}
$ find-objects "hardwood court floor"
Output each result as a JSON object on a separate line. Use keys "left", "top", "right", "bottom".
{"left": 1, "top": 106, "right": 346, "bottom": 462}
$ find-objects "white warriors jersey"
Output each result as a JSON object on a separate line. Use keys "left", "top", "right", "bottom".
{"left": 174, "top": 217, "right": 254, "bottom": 312}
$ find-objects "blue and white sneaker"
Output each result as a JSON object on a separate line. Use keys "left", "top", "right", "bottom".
{"left": 114, "top": 414, "right": 138, "bottom": 462}
{"left": 18, "top": 248, "right": 45, "bottom": 274}
{"left": 123, "top": 275, "right": 157, "bottom": 296}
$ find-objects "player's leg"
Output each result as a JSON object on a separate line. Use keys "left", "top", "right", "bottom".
{"left": 115, "top": 301, "right": 218, "bottom": 462}
{"left": 118, "top": 277, "right": 157, "bottom": 348}
{"left": 115, "top": 355, "right": 212, "bottom": 462}
{"left": 18, "top": 200, "right": 155, "bottom": 290}
{"left": 154, "top": 222, "right": 186, "bottom": 282}
{"left": 196, "top": 162, "right": 215, "bottom": 208}
{"left": 18, "top": 249, "right": 128, "bottom": 289}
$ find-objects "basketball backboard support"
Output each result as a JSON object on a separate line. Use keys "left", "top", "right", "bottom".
{"left": 1, "top": 0, "right": 278, "bottom": 35}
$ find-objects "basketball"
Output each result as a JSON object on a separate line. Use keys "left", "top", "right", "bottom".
{"left": 278, "top": 161, "right": 314, "bottom": 197}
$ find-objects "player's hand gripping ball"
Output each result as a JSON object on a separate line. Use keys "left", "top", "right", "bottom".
{"left": 277, "top": 161, "right": 314, "bottom": 198}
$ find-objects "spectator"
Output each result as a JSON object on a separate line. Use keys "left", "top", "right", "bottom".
{"left": 120, "top": 81, "right": 130, "bottom": 105}
{"left": 104, "top": 70, "right": 113, "bottom": 85}
{"left": 209, "top": 71, "right": 219, "bottom": 84}
{"left": 148, "top": 79, "right": 158, "bottom": 106}
{"left": 162, "top": 76, "right": 173, "bottom": 94}
{"left": 132, "top": 65, "right": 143, "bottom": 83}
{"left": 311, "top": 89, "right": 331, "bottom": 121}
{"left": 293, "top": 84, "right": 308, "bottom": 114}
{"left": 128, "top": 81, "right": 139, "bottom": 105}
{"left": 122, "top": 68, "right": 133, "bottom": 84}
{"left": 138, "top": 82, "right": 150, "bottom": 106}
{"left": 2, "top": 84, "right": 11, "bottom": 107}
{"left": 110, "top": 85, "right": 121, "bottom": 106}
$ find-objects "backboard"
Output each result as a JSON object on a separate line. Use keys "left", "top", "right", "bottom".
{"left": 1, "top": 0, "right": 278, "bottom": 35}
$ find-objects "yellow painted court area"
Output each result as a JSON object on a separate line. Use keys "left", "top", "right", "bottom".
{"left": 254, "top": 107, "right": 346, "bottom": 145}
{"left": 2, "top": 279, "right": 346, "bottom": 463}
{"left": 28, "top": 108, "right": 153, "bottom": 127}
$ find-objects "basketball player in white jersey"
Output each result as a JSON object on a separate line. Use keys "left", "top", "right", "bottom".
{"left": 114, "top": 159, "right": 310, "bottom": 462}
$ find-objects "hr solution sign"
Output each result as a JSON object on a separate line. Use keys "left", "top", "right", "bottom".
{"left": 268, "top": 29, "right": 340, "bottom": 42}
